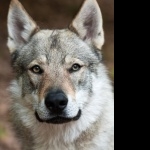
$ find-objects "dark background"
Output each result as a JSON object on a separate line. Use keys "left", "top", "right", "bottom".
{"left": 0, "top": 0, "right": 114, "bottom": 149}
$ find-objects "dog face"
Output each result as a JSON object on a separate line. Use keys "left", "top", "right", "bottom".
{"left": 7, "top": 0, "right": 104, "bottom": 124}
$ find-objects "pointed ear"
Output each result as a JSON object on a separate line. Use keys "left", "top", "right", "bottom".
{"left": 7, "top": 0, "right": 39, "bottom": 53}
{"left": 69, "top": 0, "right": 104, "bottom": 50}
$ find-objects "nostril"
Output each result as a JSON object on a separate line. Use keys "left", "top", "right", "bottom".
{"left": 47, "top": 101, "right": 55, "bottom": 109}
{"left": 59, "top": 100, "right": 68, "bottom": 106}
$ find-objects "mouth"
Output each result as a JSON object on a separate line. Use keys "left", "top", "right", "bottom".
{"left": 35, "top": 109, "right": 82, "bottom": 124}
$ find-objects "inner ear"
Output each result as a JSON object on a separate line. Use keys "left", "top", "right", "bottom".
{"left": 83, "top": 7, "right": 99, "bottom": 41}
{"left": 69, "top": 0, "right": 104, "bottom": 50}
{"left": 7, "top": 0, "right": 39, "bottom": 53}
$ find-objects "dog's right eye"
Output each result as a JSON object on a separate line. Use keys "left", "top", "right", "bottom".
{"left": 30, "top": 65, "right": 43, "bottom": 74}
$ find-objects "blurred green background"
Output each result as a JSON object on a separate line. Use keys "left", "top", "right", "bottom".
{"left": 0, "top": 0, "right": 114, "bottom": 149}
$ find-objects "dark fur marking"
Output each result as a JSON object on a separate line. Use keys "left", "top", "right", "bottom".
{"left": 92, "top": 47, "right": 102, "bottom": 62}
{"left": 68, "top": 25, "right": 79, "bottom": 36}
{"left": 49, "top": 30, "right": 61, "bottom": 50}
{"left": 11, "top": 50, "right": 24, "bottom": 75}
{"left": 11, "top": 50, "right": 19, "bottom": 63}
{"left": 22, "top": 74, "right": 37, "bottom": 96}
{"left": 50, "top": 35, "right": 59, "bottom": 49}
{"left": 89, "top": 64, "right": 98, "bottom": 76}
{"left": 83, "top": 35, "right": 87, "bottom": 41}
{"left": 9, "top": 36, "right": 13, "bottom": 40}
{"left": 29, "top": 26, "right": 40, "bottom": 39}
{"left": 98, "top": 32, "right": 101, "bottom": 36}
{"left": 16, "top": 19, "right": 24, "bottom": 33}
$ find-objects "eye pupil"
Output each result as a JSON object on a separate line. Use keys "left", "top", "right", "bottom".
{"left": 34, "top": 66, "right": 40, "bottom": 72}
{"left": 72, "top": 64, "right": 81, "bottom": 71}
{"left": 31, "top": 65, "right": 43, "bottom": 74}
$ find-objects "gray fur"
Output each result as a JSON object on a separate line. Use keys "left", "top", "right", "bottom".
{"left": 7, "top": 0, "right": 114, "bottom": 150}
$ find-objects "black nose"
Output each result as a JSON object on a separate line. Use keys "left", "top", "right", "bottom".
{"left": 45, "top": 90, "right": 68, "bottom": 114}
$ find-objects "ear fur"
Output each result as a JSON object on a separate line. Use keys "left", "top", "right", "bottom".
{"left": 70, "top": 0, "right": 104, "bottom": 50}
{"left": 7, "top": 0, "right": 39, "bottom": 53}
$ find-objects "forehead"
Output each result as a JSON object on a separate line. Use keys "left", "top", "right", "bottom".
{"left": 20, "top": 29, "right": 100, "bottom": 65}
{"left": 29, "top": 29, "right": 90, "bottom": 55}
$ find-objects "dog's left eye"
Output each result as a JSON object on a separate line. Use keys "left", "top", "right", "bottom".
{"left": 30, "top": 65, "right": 43, "bottom": 74}
{"left": 70, "top": 64, "right": 81, "bottom": 72}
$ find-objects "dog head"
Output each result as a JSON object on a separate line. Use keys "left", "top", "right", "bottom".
{"left": 7, "top": 0, "right": 104, "bottom": 124}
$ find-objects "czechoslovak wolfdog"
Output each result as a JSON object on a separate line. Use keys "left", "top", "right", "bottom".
{"left": 7, "top": 0, "right": 114, "bottom": 149}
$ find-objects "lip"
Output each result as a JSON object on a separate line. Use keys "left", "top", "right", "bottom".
{"left": 35, "top": 109, "right": 82, "bottom": 124}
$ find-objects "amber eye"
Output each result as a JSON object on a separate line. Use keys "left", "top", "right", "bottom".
{"left": 71, "top": 64, "right": 81, "bottom": 72}
{"left": 30, "top": 65, "right": 43, "bottom": 74}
